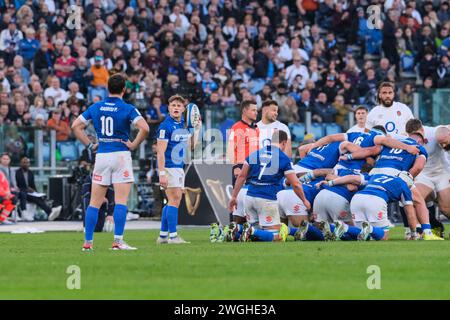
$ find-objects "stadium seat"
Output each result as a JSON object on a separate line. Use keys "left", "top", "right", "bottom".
{"left": 43, "top": 142, "right": 50, "bottom": 162}
{"left": 325, "top": 123, "right": 342, "bottom": 135}
{"left": 311, "top": 123, "right": 325, "bottom": 139}
{"left": 288, "top": 123, "right": 305, "bottom": 142}
{"left": 58, "top": 141, "right": 79, "bottom": 161}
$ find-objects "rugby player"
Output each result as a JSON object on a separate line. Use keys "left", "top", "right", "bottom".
{"left": 72, "top": 73, "right": 150, "bottom": 251}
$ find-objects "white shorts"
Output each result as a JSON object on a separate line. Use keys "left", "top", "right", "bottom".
{"left": 350, "top": 194, "right": 389, "bottom": 228}
{"left": 93, "top": 151, "right": 134, "bottom": 186}
{"left": 313, "top": 189, "right": 352, "bottom": 223}
{"left": 244, "top": 195, "right": 280, "bottom": 228}
{"left": 369, "top": 167, "right": 400, "bottom": 177}
{"left": 415, "top": 171, "right": 450, "bottom": 193}
{"left": 166, "top": 167, "right": 185, "bottom": 188}
{"left": 233, "top": 188, "right": 247, "bottom": 218}
{"left": 276, "top": 189, "right": 308, "bottom": 219}
{"left": 293, "top": 165, "right": 313, "bottom": 175}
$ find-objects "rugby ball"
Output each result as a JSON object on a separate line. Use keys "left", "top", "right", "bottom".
{"left": 186, "top": 103, "right": 201, "bottom": 128}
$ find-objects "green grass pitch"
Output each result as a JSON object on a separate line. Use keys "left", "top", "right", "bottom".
{"left": 1, "top": 227, "right": 450, "bottom": 300}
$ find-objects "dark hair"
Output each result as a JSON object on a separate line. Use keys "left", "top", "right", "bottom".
{"left": 108, "top": 73, "right": 126, "bottom": 94}
{"left": 272, "top": 130, "right": 288, "bottom": 144}
{"left": 372, "top": 125, "right": 387, "bottom": 134}
{"left": 377, "top": 81, "right": 396, "bottom": 103}
{"left": 355, "top": 105, "right": 368, "bottom": 112}
{"left": 261, "top": 99, "right": 278, "bottom": 109}
{"left": 240, "top": 99, "right": 256, "bottom": 114}
{"left": 405, "top": 119, "right": 423, "bottom": 134}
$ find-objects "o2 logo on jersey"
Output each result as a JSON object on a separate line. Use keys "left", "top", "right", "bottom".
{"left": 385, "top": 121, "right": 397, "bottom": 134}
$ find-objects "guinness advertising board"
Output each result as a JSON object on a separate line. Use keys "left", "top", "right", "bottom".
{"left": 178, "top": 163, "right": 233, "bottom": 226}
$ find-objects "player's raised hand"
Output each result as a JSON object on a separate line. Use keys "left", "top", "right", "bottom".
{"left": 316, "top": 180, "right": 328, "bottom": 189}
{"left": 228, "top": 197, "right": 237, "bottom": 213}
{"left": 406, "top": 145, "right": 420, "bottom": 155}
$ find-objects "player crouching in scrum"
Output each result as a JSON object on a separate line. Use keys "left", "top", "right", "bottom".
{"left": 228, "top": 130, "right": 311, "bottom": 242}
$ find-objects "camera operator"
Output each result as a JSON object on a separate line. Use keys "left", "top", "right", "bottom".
{"left": 76, "top": 135, "right": 115, "bottom": 232}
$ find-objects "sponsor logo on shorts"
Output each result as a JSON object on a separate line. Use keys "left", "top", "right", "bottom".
{"left": 123, "top": 170, "right": 129, "bottom": 178}
{"left": 93, "top": 174, "right": 102, "bottom": 182}
{"left": 377, "top": 212, "right": 383, "bottom": 220}
{"left": 293, "top": 204, "right": 301, "bottom": 212}
{"left": 265, "top": 216, "right": 273, "bottom": 223}
{"left": 339, "top": 211, "right": 348, "bottom": 218}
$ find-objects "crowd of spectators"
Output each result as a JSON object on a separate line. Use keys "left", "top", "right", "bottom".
{"left": 0, "top": 0, "right": 448, "bottom": 150}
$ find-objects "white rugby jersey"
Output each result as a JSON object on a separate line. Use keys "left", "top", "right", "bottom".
{"left": 422, "top": 126, "right": 450, "bottom": 175}
{"left": 366, "top": 102, "right": 414, "bottom": 136}
{"left": 257, "top": 120, "right": 291, "bottom": 149}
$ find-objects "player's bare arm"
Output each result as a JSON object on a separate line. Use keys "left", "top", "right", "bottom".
{"left": 122, "top": 118, "right": 149, "bottom": 151}
{"left": 157, "top": 138, "right": 169, "bottom": 189}
{"left": 340, "top": 145, "right": 381, "bottom": 161}
{"left": 228, "top": 162, "right": 249, "bottom": 212}
{"left": 72, "top": 117, "right": 98, "bottom": 150}
{"left": 286, "top": 172, "right": 311, "bottom": 211}
{"left": 310, "top": 133, "right": 346, "bottom": 149}
{"left": 374, "top": 135, "right": 419, "bottom": 155}
{"left": 409, "top": 155, "right": 426, "bottom": 178}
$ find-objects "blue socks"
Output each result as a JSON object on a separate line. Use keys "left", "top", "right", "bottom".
{"left": 234, "top": 224, "right": 244, "bottom": 241}
{"left": 345, "top": 226, "right": 361, "bottom": 240}
{"left": 166, "top": 205, "right": 179, "bottom": 238}
{"left": 253, "top": 229, "right": 275, "bottom": 241}
{"left": 159, "top": 206, "right": 169, "bottom": 238}
{"left": 289, "top": 227, "right": 298, "bottom": 236}
{"left": 306, "top": 224, "right": 324, "bottom": 241}
{"left": 113, "top": 204, "right": 127, "bottom": 238}
{"left": 370, "top": 226, "right": 385, "bottom": 241}
{"left": 85, "top": 206, "right": 99, "bottom": 241}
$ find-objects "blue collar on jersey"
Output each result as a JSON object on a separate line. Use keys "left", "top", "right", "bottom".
{"left": 370, "top": 129, "right": 386, "bottom": 136}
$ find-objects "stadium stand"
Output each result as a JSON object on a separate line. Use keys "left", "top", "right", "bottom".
{"left": 0, "top": 0, "right": 448, "bottom": 219}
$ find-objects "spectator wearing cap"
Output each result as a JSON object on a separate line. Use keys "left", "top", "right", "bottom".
{"left": 18, "top": 28, "right": 40, "bottom": 66}
{"left": 0, "top": 20, "right": 23, "bottom": 64}
{"left": 34, "top": 113, "right": 47, "bottom": 128}
{"left": 340, "top": 78, "right": 359, "bottom": 106}
{"left": 312, "top": 92, "right": 336, "bottom": 123}
{"left": 347, "top": 106, "right": 369, "bottom": 133}
{"left": 47, "top": 109, "right": 71, "bottom": 142}
{"left": 322, "top": 75, "right": 339, "bottom": 104}
{"left": 88, "top": 54, "right": 109, "bottom": 102}
{"left": 285, "top": 54, "right": 309, "bottom": 87}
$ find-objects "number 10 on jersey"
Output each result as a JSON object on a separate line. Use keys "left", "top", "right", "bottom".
{"left": 101, "top": 116, "right": 114, "bottom": 136}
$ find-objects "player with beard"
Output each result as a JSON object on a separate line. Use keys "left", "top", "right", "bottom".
{"left": 257, "top": 100, "right": 292, "bottom": 158}
{"left": 366, "top": 82, "right": 414, "bottom": 136}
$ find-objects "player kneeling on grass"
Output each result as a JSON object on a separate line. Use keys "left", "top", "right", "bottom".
{"left": 228, "top": 130, "right": 311, "bottom": 242}
{"left": 322, "top": 172, "right": 417, "bottom": 241}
